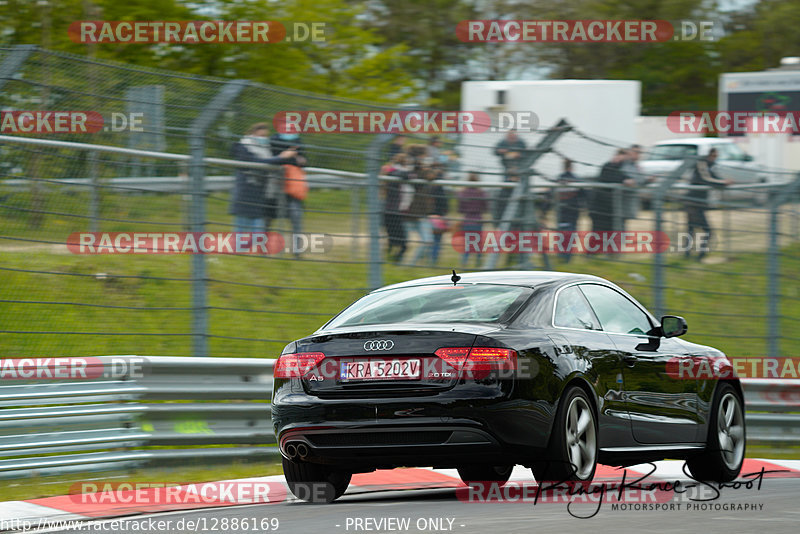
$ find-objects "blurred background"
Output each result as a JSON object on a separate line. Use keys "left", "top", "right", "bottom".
{"left": 1, "top": 0, "right": 798, "bottom": 360}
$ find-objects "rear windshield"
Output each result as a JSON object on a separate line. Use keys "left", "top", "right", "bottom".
{"left": 324, "top": 284, "right": 532, "bottom": 328}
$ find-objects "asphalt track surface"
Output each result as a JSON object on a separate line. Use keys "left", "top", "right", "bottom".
{"left": 26, "top": 470, "right": 800, "bottom": 534}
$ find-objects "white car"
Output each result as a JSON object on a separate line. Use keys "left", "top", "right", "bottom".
{"left": 638, "top": 138, "right": 769, "bottom": 203}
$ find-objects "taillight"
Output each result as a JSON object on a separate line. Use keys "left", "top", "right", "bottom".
{"left": 435, "top": 347, "right": 517, "bottom": 378}
{"left": 274, "top": 352, "right": 325, "bottom": 378}
{"left": 434, "top": 347, "right": 471, "bottom": 369}
{"left": 463, "top": 347, "right": 517, "bottom": 371}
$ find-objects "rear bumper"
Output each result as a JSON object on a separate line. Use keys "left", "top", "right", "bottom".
{"left": 271, "top": 379, "right": 554, "bottom": 467}
{"left": 278, "top": 422, "right": 503, "bottom": 468}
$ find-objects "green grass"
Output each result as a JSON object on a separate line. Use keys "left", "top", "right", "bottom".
{"left": 746, "top": 445, "right": 800, "bottom": 461}
{"left": 1, "top": 188, "right": 798, "bottom": 358}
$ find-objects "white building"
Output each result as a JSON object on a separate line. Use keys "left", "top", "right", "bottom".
{"left": 459, "top": 80, "right": 641, "bottom": 181}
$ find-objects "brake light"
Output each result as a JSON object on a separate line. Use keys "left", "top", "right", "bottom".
{"left": 274, "top": 352, "right": 325, "bottom": 378}
{"left": 434, "top": 347, "right": 471, "bottom": 369}
{"left": 435, "top": 347, "right": 517, "bottom": 375}
{"left": 463, "top": 347, "right": 517, "bottom": 371}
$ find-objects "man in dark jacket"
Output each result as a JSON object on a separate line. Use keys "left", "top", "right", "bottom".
{"left": 590, "top": 149, "right": 627, "bottom": 233}
{"left": 382, "top": 153, "right": 412, "bottom": 263}
{"left": 429, "top": 165, "right": 450, "bottom": 265}
{"left": 494, "top": 131, "right": 526, "bottom": 177}
{"left": 229, "top": 123, "right": 297, "bottom": 233}
{"left": 685, "top": 148, "right": 734, "bottom": 260}
{"left": 493, "top": 131, "right": 526, "bottom": 223}
{"left": 555, "top": 158, "right": 584, "bottom": 263}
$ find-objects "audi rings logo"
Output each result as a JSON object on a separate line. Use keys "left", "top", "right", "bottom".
{"left": 364, "top": 340, "right": 394, "bottom": 351}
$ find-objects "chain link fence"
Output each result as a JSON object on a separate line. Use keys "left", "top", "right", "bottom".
{"left": 1, "top": 45, "right": 799, "bottom": 363}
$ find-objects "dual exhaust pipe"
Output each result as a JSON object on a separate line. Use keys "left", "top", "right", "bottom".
{"left": 284, "top": 441, "right": 310, "bottom": 461}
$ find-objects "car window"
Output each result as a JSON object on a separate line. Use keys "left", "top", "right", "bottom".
{"left": 646, "top": 144, "right": 697, "bottom": 160}
{"left": 578, "top": 284, "right": 653, "bottom": 335}
{"left": 324, "top": 284, "right": 532, "bottom": 328}
{"left": 714, "top": 143, "right": 746, "bottom": 161}
{"left": 554, "top": 286, "right": 599, "bottom": 330}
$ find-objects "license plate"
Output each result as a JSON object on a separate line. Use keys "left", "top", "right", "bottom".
{"left": 340, "top": 359, "right": 421, "bottom": 381}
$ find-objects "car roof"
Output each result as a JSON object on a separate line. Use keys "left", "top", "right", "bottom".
{"left": 374, "top": 271, "right": 607, "bottom": 292}
{"left": 653, "top": 138, "right": 734, "bottom": 146}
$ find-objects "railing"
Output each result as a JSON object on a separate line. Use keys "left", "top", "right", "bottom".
{"left": 742, "top": 379, "right": 800, "bottom": 444}
{"left": 0, "top": 356, "right": 795, "bottom": 479}
{"left": 0, "top": 356, "right": 275, "bottom": 479}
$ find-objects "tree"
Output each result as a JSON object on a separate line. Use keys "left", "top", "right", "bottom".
{"left": 361, "top": 0, "right": 481, "bottom": 108}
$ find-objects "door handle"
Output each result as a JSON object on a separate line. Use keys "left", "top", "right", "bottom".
{"left": 622, "top": 354, "right": 637, "bottom": 367}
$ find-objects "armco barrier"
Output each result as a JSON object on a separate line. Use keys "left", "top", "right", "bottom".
{"left": 742, "top": 378, "right": 800, "bottom": 444}
{"left": 0, "top": 357, "right": 796, "bottom": 479}
{"left": 0, "top": 356, "right": 275, "bottom": 479}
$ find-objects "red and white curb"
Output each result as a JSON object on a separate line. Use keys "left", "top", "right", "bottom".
{"left": 2, "top": 459, "right": 799, "bottom": 528}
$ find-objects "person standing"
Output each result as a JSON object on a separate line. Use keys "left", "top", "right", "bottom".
{"left": 493, "top": 131, "right": 526, "bottom": 223}
{"left": 620, "top": 144, "right": 654, "bottom": 227}
{"left": 270, "top": 129, "right": 308, "bottom": 238}
{"left": 405, "top": 166, "right": 436, "bottom": 265}
{"left": 382, "top": 153, "right": 412, "bottom": 263}
{"left": 685, "top": 148, "right": 734, "bottom": 260}
{"left": 458, "top": 172, "right": 489, "bottom": 268}
{"left": 555, "top": 159, "right": 584, "bottom": 263}
{"left": 229, "top": 123, "right": 297, "bottom": 234}
{"left": 494, "top": 130, "right": 526, "bottom": 178}
{"left": 429, "top": 165, "right": 450, "bottom": 265}
{"left": 590, "top": 149, "right": 627, "bottom": 233}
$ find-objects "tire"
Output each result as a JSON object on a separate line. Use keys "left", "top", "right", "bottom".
{"left": 531, "top": 386, "right": 598, "bottom": 483}
{"left": 282, "top": 457, "right": 352, "bottom": 503}
{"left": 686, "top": 383, "right": 746, "bottom": 482}
{"left": 457, "top": 465, "right": 513, "bottom": 487}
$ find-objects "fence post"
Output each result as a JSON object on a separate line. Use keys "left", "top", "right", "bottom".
{"left": 652, "top": 186, "right": 665, "bottom": 319}
{"left": 1, "top": 47, "right": 43, "bottom": 229}
{"left": 0, "top": 45, "right": 36, "bottom": 92}
{"left": 767, "top": 187, "right": 780, "bottom": 360}
{"left": 767, "top": 174, "right": 800, "bottom": 359}
{"left": 88, "top": 152, "right": 99, "bottom": 232}
{"left": 612, "top": 186, "right": 623, "bottom": 234}
{"left": 366, "top": 134, "right": 393, "bottom": 289}
{"left": 188, "top": 80, "right": 248, "bottom": 357}
{"left": 351, "top": 179, "right": 361, "bottom": 257}
{"left": 652, "top": 158, "right": 694, "bottom": 318}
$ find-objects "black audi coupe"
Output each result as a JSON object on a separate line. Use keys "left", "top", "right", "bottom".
{"left": 271, "top": 271, "right": 745, "bottom": 502}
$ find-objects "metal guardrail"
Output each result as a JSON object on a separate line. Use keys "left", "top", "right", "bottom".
{"left": 0, "top": 170, "right": 367, "bottom": 193}
{"left": 0, "top": 356, "right": 275, "bottom": 479}
{"left": 0, "top": 358, "right": 796, "bottom": 479}
{"left": 742, "top": 379, "right": 800, "bottom": 444}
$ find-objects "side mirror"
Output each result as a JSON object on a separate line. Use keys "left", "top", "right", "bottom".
{"left": 660, "top": 315, "right": 687, "bottom": 338}
{"left": 743, "top": 154, "right": 753, "bottom": 162}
